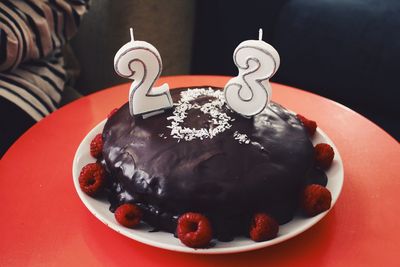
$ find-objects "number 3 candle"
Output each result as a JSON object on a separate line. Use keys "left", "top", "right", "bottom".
{"left": 114, "top": 28, "right": 173, "bottom": 117}
{"left": 224, "top": 29, "right": 280, "bottom": 117}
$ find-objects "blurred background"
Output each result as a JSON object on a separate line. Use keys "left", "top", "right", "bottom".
{"left": 66, "top": 0, "right": 399, "bottom": 140}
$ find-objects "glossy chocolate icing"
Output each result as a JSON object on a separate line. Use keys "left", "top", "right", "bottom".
{"left": 101, "top": 87, "right": 315, "bottom": 241}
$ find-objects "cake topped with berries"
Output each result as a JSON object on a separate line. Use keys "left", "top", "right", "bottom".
{"left": 78, "top": 86, "right": 335, "bottom": 248}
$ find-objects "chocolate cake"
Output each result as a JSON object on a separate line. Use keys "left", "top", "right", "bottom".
{"left": 98, "top": 87, "right": 320, "bottom": 241}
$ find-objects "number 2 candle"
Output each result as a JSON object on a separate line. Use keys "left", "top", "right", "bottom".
{"left": 224, "top": 29, "right": 280, "bottom": 117}
{"left": 114, "top": 28, "right": 173, "bottom": 117}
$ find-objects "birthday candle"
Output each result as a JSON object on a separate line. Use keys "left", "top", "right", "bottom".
{"left": 224, "top": 29, "right": 280, "bottom": 117}
{"left": 114, "top": 28, "right": 173, "bottom": 118}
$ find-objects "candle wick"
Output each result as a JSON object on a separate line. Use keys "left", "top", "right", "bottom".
{"left": 258, "top": 28, "right": 263, "bottom": 41}
{"left": 130, "top": 28, "right": 135, "bottom": 42}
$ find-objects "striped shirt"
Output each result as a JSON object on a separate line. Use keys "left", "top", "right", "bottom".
{"left": 0, "top": 0, "right": 89, "bottom": 121}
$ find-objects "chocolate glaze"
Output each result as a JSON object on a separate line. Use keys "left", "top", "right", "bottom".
{"left": 101, "top": 87, "right": 315, "bottom": 240}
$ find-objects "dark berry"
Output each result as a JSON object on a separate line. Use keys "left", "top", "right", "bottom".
{"left": 114, "top": 203, "right": 143, "bottom": 228}
{"left": 314, "top": 143, "right": 335, "bottom": 169}
{"left": 177, "top": 212, "right": 212, "bottom": 248}
{"left": 249, "top": 213, "right": 279, "bottom": 242}
{"left": 90, "top": 134, "right": 103, "bottom": 159}
{"left": 79, "top": 163, "right": 105, "bottom": 196}
{"left": 301, "top": 184, "right": 332, "bottom": 216}
{"left": 296, "top": 114, "right": 317, "bottom": 136}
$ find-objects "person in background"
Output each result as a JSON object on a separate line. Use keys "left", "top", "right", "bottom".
{"left": 0, "top": 0, "right": 89, "bottom": 157}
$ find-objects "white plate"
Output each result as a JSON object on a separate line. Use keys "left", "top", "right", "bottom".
{"left": 72, "top": 119, "right": 344, "bottom": 254}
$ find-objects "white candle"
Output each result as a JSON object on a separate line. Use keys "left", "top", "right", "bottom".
{"left": 224, "top": 28, "right": 280, "bottom": 117}
{"left": 114, "top": 28, "right": 173, "bottom": 117}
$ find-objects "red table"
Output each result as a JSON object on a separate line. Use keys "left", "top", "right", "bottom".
{"left": 1, "top": 76, "right": 399, "bottom": 266}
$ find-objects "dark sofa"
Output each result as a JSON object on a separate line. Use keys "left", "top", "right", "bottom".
{"left": 192, "top": 0, "right": 400, "bottom": 139}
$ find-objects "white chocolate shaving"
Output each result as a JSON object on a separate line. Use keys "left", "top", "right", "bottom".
{"left": 165, "top": 88, "right": 251, "bottom": 144}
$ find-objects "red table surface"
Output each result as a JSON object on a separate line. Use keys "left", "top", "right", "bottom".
{"left": 1, "top": 76, "right": 399, "bottom": 266}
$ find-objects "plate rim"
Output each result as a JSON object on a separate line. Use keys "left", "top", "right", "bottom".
{"left": 72, "top": 118, "right": 344, "bottom": 255}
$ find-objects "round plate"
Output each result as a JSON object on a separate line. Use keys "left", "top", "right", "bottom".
{"left": 72, "top": 119, "right": 344, "bottom": 254}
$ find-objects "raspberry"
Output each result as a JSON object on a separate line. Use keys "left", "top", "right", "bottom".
{"left": 249, "top": 213, "right": 279, "bottom": 242}
{"left": 114, "top": 203, "right": 143, "bottom": 228}
{"left": 78, "top": 163, "right": 105, "bottom": 196}
{"left": 301, "top": 184, "right": 332, "bottom": 217}
{"left": 90, "top": 134, "right": 103, "bottom": 159}
{"left": 177, "top": 212, "right": 213, "bottom": 248}
{"left": 296, "top": 114, "right": 317, "bottom": 136}
{"left": 107, "top": 108, "right": 118, "bottom": 118}
{"left": 314, "top": 143, "right": 335, "bottom": 169}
